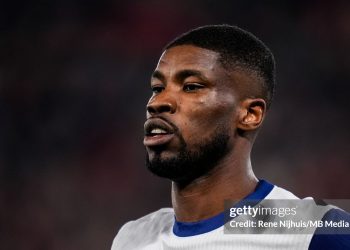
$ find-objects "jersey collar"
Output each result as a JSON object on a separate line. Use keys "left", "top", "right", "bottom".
{"left": 173, "top": 179, "right": 274, "bottom": 237}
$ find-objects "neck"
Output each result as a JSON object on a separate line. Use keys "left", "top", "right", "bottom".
{"left": 171, "top": 144, "right": 258, "bottom": 222}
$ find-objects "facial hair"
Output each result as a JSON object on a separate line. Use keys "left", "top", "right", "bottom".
{"left": 145, "top": 126, "right": 230, "bottom": 186}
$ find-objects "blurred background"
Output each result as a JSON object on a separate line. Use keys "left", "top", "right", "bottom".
{"left": 1, "top": 0, "right": 349, "bottom": 249}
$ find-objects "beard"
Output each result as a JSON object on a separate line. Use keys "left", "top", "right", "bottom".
{"left": 145, "top": 126, "right": 230, "bottom": 186}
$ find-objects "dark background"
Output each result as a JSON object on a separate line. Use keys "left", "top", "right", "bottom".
{"left": 1, "top": 1, "right": 349, "bottom": 249}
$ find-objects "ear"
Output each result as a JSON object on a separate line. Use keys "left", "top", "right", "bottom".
{"left": 236, "top": 98, "right": 266, "bottom": 131}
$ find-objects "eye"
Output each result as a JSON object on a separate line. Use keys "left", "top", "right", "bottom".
{"left": 151, "top": 85, "right": 164, "bottom": 94}
{"left": 183, "top": 83, "right": 204, "bottom": 92}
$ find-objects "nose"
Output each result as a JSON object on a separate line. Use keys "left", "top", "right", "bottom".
{"left": 146, "top": 93, "right": 177, "bottom": 115}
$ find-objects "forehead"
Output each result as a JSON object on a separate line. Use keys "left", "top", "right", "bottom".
{"left": 154, "top": 45, "right": 222, "bottom": 76}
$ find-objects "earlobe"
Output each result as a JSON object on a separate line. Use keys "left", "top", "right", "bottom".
{"left": 237, "top": 98, "right": 266, "bottom": 131}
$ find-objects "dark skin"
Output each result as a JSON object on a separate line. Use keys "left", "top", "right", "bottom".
{"left": 144, "top": 45, "right": 266, "bottom": 222}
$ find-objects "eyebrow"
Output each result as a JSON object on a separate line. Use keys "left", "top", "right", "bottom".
{"left": 151, "top": 69, "right": 209, "bottom": 83}
{"left": 151, "top": 70, "right": 165, "bottom": 82}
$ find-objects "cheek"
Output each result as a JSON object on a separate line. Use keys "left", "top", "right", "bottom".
{"left": 180, "top": 93, "right": 237, "bottom": 140}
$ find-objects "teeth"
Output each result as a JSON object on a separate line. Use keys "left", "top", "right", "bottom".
{"left": 151, "top": 128, "right": 167, "bottom": 134}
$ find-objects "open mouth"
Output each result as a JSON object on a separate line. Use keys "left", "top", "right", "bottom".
{"left": 144, "top": 118, "right": 175, "bottom": 147}
{"left": 146, "top": 127, "right": 170, "bottom": 136}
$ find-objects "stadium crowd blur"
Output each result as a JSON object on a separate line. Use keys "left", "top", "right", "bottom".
{"left": 1, "top": 1, "right": 349, "bottom": 249}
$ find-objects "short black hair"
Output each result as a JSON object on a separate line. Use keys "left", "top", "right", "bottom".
{"left": 165, "top": 24, "right": 276, "bottom": 108}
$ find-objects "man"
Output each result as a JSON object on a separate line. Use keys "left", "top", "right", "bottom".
{"left": 112, "top": 25, "right": 350, "bottom": 249}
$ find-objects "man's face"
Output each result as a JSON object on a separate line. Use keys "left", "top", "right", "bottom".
{"left": 144, "top": 45, "right": 239, "bottom": 184}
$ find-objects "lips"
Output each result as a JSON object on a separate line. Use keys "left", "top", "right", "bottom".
{"left": 144, "top": 118, "right": 175, "bottom": 147}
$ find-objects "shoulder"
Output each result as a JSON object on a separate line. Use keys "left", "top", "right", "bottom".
{"left": 309, "top": 208, "right": 350, "bottom": 250}
{"left": 111, "top": 208, "right": 174, "bottom": 250}
{"left": 124, "top": 207, "right": 174, "bottom": 227}
{"left": 267, "top": 184, "right": 350, "bottom": 249}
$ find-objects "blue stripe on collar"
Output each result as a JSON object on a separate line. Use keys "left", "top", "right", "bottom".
{"left": 173, "top": 179, "right": 274, "bottom": 237}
